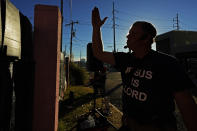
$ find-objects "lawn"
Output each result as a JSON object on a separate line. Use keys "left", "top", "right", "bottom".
{"left": 58, "top": 85, "right": 94, "bottom": 131}
{"left": 58, "top": 85, "right": 122, "bottom": 131}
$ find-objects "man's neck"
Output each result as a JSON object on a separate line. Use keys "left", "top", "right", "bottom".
{"left": 133, "top": 47, "right": 151, "bottom": 59}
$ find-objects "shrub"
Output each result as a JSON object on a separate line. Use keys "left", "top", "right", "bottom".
{"left": 69, "top": 62, "right": 89, "bottom": 85}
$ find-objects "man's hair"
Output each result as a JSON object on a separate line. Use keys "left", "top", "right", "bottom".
{"left": 133, "top": 21, "right": 157, "bottom": 44}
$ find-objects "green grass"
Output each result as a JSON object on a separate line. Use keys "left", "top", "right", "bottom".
{"left": 58, "top": 85, "right": 122, "bottom": 131}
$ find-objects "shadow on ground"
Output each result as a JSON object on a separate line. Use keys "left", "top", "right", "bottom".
{"left": 59, "top": 92, "right": 94, "bottom": 119}
{"left": 105, "top": 83, "right": 123, "bottom": 97}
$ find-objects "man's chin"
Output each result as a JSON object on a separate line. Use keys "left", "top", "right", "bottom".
{"left": 129, "top": 46, "right": 135, "bottom": 51}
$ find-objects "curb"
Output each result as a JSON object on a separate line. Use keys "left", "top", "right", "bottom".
{"left": 109, "top": 103, "right": 123, "bottom": 116}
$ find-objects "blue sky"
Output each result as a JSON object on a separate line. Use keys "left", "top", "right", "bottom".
{"left": 11, "top": 0, "right": 197, "bottom": 61}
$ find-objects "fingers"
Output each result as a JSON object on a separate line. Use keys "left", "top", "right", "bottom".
{"left": 92, "top": 7, "right": 100, "bottom": 26}
{"left": 101, "top": 17, "right": 108, "bottom": 25}
{"left": 92, "top": 7, "right": 100, "bottom": 18}
{"left": 92, "top": 7, "right": 97, "bottom": 15}
{"left": 92, "top": 7, "right": 108, "bottom": 27}
{"left": 93, "top": 6, "right": 99, "bottom": 12}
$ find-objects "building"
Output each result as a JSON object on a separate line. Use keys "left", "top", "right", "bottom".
{"left": 155, "top": 30, "right": 197, "bottom": 86}
{"left": 155, "top": 30, "right": 197, "bottom": 56}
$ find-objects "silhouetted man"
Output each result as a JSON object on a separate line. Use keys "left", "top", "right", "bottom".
{"left": 92, "top": 7, "right": 197, "bottom": 131}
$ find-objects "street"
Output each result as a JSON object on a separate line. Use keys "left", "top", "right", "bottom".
{"left": 105, "top": 71, "right": 123, "bottom": 111}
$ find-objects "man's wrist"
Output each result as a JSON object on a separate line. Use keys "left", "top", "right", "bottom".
{"left": 93, "top": 26, "right": 100, "bottom": 30}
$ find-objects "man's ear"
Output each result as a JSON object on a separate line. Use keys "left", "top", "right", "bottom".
{"left": 144, "top": 35, "right": 153, "bottom": 45}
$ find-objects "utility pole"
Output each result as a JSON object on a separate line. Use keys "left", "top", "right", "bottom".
{"left": 66, "top": 20, "right": 78, "bottom": 62}
{"left": 173, "top": 13, "right": 179, "bottom": 30}
{"left": 64, "top": 44, "right": 67, "bottom": 56}
{"left": 80, "top": 49, "right": 81, "bottom": 61}
{"left": 112, "top": 1, "right": 116, "bottom": 52}
{"left": 80, "top": 49, "right": 81, "bottom": 66}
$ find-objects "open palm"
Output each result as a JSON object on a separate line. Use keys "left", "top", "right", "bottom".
{"left": 92, "top": 7, "right": 108, "bottom": 28}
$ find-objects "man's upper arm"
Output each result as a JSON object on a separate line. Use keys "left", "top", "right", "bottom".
{"left": 95, "top": 51, "right": 115, "bottom": 66}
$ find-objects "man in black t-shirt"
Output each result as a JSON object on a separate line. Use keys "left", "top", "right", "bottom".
{"left": 91, "top": 7, "right": 197, "bottom": 131}
{"left": 114, "top": 50, "right": 196, "bottom": 130}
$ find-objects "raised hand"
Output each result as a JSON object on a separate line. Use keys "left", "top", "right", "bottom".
{"left": 92, "top": 7, "right": 108, "bottom": 28}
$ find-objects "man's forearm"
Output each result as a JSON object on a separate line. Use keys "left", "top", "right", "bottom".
{"left": 174, "top": 90, "right": 197, "bottom": 131}
{"left": 92, "top": 27, "right": 103, "bottom": 58}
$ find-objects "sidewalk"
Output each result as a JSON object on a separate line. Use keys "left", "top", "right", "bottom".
{"left": 106, "top": 103, "right": 123, "bottom": 129}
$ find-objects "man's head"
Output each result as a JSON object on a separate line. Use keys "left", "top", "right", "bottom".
{"left": 126, "top": 21, "right": 157, "bottom": 51}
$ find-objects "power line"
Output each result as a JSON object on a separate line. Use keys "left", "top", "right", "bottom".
{"left": 116, "top": 17, "right": 133, "bottom": 23}
{"left": 117, "top": 10, "right": 172, "bottom": 22}
{"left": 179, "top": 21, "right": 197, "bottom": 30}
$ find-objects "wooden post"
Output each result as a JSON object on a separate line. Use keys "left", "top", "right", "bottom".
{"left": 33, "top": 5, "right": 61, "bottom": 131}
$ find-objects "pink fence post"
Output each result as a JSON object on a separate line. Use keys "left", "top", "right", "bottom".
{"left": 33, "top": 5, "right": 61, "bottom": 131}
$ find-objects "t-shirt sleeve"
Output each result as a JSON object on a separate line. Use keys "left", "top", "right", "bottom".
{"left": 167, "top": 58, "right": 196, "bottom": 93}
{"left": 113, "top": 52, "right": 128, "bottom": 71}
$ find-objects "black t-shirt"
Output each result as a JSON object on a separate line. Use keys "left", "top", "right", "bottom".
{"left": 113, "top": 49, "right": 195, "bottom": 123}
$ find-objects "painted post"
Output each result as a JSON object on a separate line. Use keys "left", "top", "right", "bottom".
{"left": 33, "top": 5, "right": 61, "bottom": 131}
